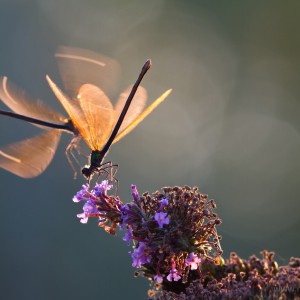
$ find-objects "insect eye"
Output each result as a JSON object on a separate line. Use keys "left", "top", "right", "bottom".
{"left": 81, "top": 167, "right": 91, "bottom": 179}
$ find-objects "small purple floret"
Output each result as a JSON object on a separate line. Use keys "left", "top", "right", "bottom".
{"left": 131, "top": 242, "right": 152, "bottom": 268}
{"left": 154, "top": 274, "right": 163, "bottom": 284}
{"left": 73, "top": 184, "right": 89, "bottom": 202}
{"left": 131, "top": 184, "right": 139, "bottom": 201}
{"left": 159, "top": 198, "right": 168, "bottom": 208}
{"left": 185, "top": 252, "right": 201, "bottom": 270}
{"left": 154, "top": 212, "right": 170, "bottom": 228}
{"left": 167, "top": 263, "right": 181, "bottom": 282}
{"left": 77, "top": 200, "right": 98, "bottom": 224}
{"left": 92, "top": 180, "right": 112, "bottom": 197}
{"left": 123, "top": 227, "right": 133, "bottom": 246}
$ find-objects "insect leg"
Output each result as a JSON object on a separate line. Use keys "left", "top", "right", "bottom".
{"left": 100, "top": 161, "right": 119, "bottom": 194}
{"left": 65, "top": 136, "right": 81, "bottom": 179}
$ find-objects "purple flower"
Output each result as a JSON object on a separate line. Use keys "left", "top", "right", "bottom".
{"left": 120, "top": 203, "right": 144, "bottom": 228}
{"left": 77, "top": 200, "right": 98, "bottom": 224}
{"left": 154, "top": 274, "right": 163, "bottom": 284}
{"left": 92, "top": 180, "right": 112, "bottom": 197}
{"left": 131, "top": 242, "right": 152, "bottom": 268}
{"left": 72, "top": 183, "right": 227, "bottom": 294}
{"left": 154, "top": 212, "right": 170, "bottom": 228}
{"left": 76, "top": 213, "right": 88, "bottom": 224}
{"left": 73, "top": 184, "right": 89, "bottom": 202}
{"left": 167, "top": 262, "right": 181, "bottom": 282}
{"left": 159, "top": 198, "right": 168, "bottom": 208}
{"left": 131, "top": 184, "right": 139, "bottom": 201}
{"left": 185, "top": 252, "right": 201, "bottom": 270}
{"left": 123, "top": 227, "right": 133, "bottom": 246}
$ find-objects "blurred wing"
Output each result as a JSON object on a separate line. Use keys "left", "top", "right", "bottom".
{"left": 113, "top": 89, "right": 172, "bottom": 144}
{"left": 0, "top": 76, "right": 65, "bottom": 125}
{"left": 114, "top": 85, "right": 147, "bottom": 133}
{"left": 77, "top": 84, "right": 114, "bottom": 150}
{"left": 55, "top": 46, "right": 121, "bottom": 100}
{"left": 0, "top": 130, "right": 61, "bottom": 178}
{"left": 46, "top": 75, "right": 91, "bottom": 144}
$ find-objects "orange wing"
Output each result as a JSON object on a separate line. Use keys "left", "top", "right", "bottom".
{"left": 0, "top": 130, "right": 61, "bottom": 178}
{"left": 0, "top": 76, "right": 65, "bottom": 125}
{"left": 46, "top": 75, "right": 90, "bottom": 141}
{"left": 77, "top": 84, "right": 114, "bottom": 150}
{"left": 55, "top": 46, "right": 121, "bottom": 100}
{"left": 113, "top": 89, "right": 172, "bottom": 144}
{"left": 47, "top": 76, "right": 116, "bottom": 151}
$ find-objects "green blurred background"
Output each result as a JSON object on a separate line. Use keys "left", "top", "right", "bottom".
{"left": 0, "top": 0, "right": 299, "bottom": 299}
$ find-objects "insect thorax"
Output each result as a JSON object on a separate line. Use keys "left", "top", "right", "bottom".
{"left": 90, "top": 150, "right": 104, "bottom": 167}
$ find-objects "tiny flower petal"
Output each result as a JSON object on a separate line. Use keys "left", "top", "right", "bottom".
{"left": 77, "top": 212, "right": 88, "bottom": 224}
{"left": 123, "top": 227, "right": 133, "bottom": 246}
{"left": 80, "top": 217, "right": 89, "bottom": 224}
{"left": 77, "top": 212, "right": 86, "bottom": 219}
{"left": 185, "top": 252, "right": 201, "bottom": 270}
{"left": 73, "top": 184, "right": 89, "bottom": 202}
{"left": 131, "top": 242, "right": 152, "bottom": 268}
{"left": 167, "top": 268, "right": 181, "bottom": 282}
{"left": 131, "top": 184, "right": 139, "bottom": 201}
{"left": 167, "top": 262, "right": 182, "bottom": 282}
{"left": 154, "top": 274, "right": 163, "bottom": 284}
{"left": 82, "top": 200, "right": 98, "bottom": 214}
{"left": 76, "top": 200, "right": 99, "bottom": 224}
{"left": 154, "top": 212, "right": 170, "bottom": 228}
{"left": 93, "top": 180, "right": 112, "bottom": 197}
{"left": 159, "top": 198, "right": 168, "bottom": 207}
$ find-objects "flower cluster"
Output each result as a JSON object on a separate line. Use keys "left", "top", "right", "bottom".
{"left": 73, "top": 180, "right": 123, "bottom": 234}
{"left": 73, "top": 182, "right": 300, "bottom": 298}
{"left": 74, "top": 182, "right": 223, "bottom": 293}
{"left": 156, "top": 252, "right": 300, "bottom": 299}
{"left": 122, "top": 184, "right": 223, "bottom": 292}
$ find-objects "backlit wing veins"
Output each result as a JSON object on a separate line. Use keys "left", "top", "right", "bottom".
{"left": 46, "top": 75, "right": 90, "bottom": 144}
{"left": 113, "top": 89, "right": 172, "bottom": 144}
{"left": 77, "top": 84, "right": 114, "bottom": 151}
{"left": 0, "top": 76, "right": 65, "bottom": 125}
{"left": 55, "top": 46, "right": 121, "bottom": 100}
{"left": 0, "top": 130, "right": 61, "bottom": 178}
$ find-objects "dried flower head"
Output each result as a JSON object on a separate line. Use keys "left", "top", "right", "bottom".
{"left": 157, "top": 252, "right": 300, "bottom": 299}
{"left": 73, "top": 180, "right": 123, "bottom": 234}
{"left": 73, "top": 182, "right": 223, "bottom": 294}
{"left": 121, "top": 185, "right": 222, "bottom": 294}
{"left": 73, "top": 182, "right": 299, "bottom": 299}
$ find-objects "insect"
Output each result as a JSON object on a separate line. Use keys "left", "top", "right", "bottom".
{"left": 0, "top": 46, "right": 172, "bottom": 180}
